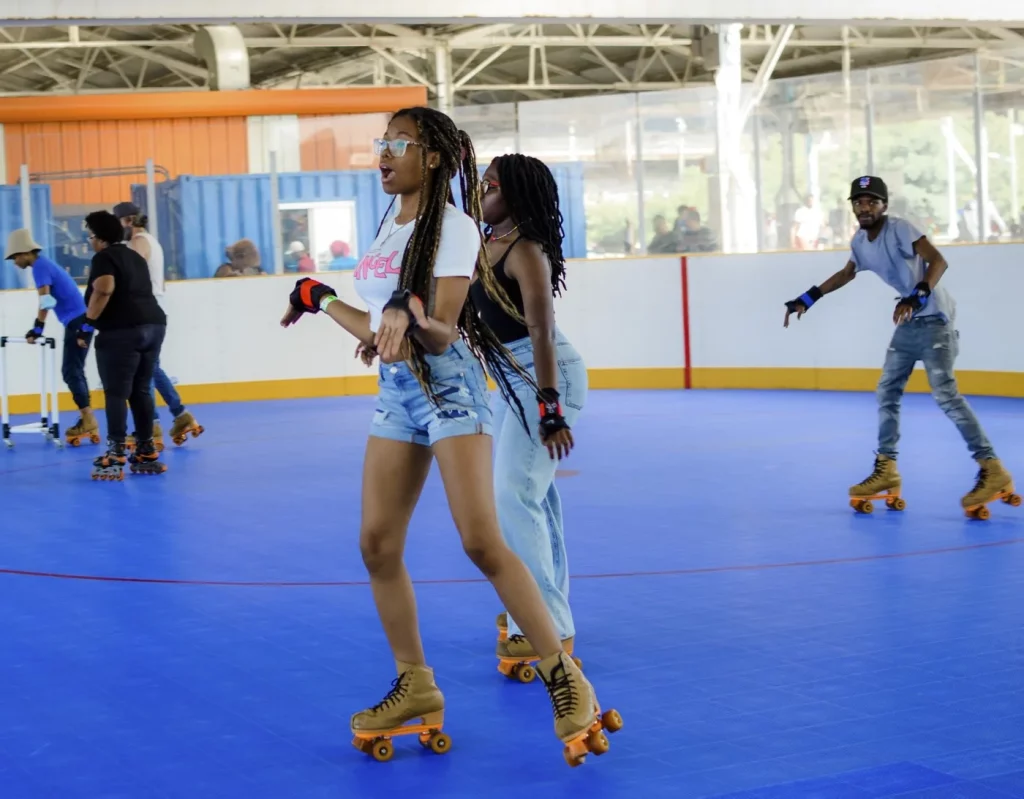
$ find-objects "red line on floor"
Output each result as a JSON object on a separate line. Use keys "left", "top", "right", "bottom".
{"left": 1, "top": 537, "right": 1020, "bottom": 587}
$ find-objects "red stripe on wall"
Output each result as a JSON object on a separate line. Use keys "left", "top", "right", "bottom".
{"left": 681, "top": 256, "right": 692, "bottom": 390}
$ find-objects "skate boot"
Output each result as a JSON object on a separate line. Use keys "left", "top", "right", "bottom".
{"left": 91, "top": 440, "right": 127, "bottom": 481}
{"left": 536, "top": 651, "right": 622, "bottom": 767}
{"left": 497, "top": 633, "right": 581, "bottom": 683}
{"left": 128, "top": 439, "right": 168, "bottom": 476}
{"left": 496, "top": 611, "right": 508, "bottom": 642}
{"left": 350, "top": 662, "right": 450, "bottom": 762}
{"left": 126, "top": 421, "right": 164, "bottom": 453}
{"left": 962, "top": 458, "right": 1020, "bottom": 520}
{"left": 66, "top": 416, "right": 100, "bottom": 447}
{"left": 849, "top": 454, "right": 905, "bottom": 514}
{"left": 169, "top": 411, "right": 204, "bottom": 446}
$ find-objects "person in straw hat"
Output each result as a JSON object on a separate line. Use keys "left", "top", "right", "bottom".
{"left": 5, "top": 227, "right": 99, "bottom": 446}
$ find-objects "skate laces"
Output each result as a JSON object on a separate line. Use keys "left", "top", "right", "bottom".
{"left": 369, "top": 673, "right": 410, "bottom": 714}
{"left": 970, "top": 467, "right": 989, "bottom": 494}
{"left": 541, "top": 659, "right": 579, "bottom": 719}
{"left": 508, "top": 634, "right": 527, "bottom": 645}
{"left": 858, "top": 457, "right": 887, "bottom": 487}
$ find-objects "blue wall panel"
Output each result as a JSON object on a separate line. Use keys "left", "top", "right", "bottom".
{"left": 126, "top": 163, "right": 588, "bottom": 281}
{"left": 0, "top": 185, "right": 56, "bottom": 291}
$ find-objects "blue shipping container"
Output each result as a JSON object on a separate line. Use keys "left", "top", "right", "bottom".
{"left": 133, "top": 164, "right": 588, "bottom": 281}
{"left": 0, "top": 184, "right": 56, "bottom": 291}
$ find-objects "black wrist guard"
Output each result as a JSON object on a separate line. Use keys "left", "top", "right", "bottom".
{"left": 785, "top": 285, "right": 823, "bottom": 314}
{"left": 290, "top": 278, "right": 337, "bottom": 314}
{"left": 537, "top": 388, "right": 569, "bottom": 437}
{"left": 898, "top": 281, "right": 932, "bottom": 312}
{"left": 383, "top": 289, "right": 421, "bottom": 333}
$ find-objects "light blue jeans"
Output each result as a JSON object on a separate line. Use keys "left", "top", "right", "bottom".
{"left": 151, "top": 359, "right": 185, "bottom": 420}
{"left": 877, "top": 315, "right": 995, "bottom": 461}
{"left": 492, "top": 329, "right": 587, "bottom": 641}
{"left": 370, "top": 339, "right": 493, "bottom": 446}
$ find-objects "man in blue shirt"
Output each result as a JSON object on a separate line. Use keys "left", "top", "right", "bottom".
{"left": 782, "top": 176, "right": 1015, "bottom": 519}
{"left": 5, "top": 228, "right": 100, "bottom": 446}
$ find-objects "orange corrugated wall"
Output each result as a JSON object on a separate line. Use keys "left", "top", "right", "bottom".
{"left": 4, "top": 118, "right": 249, "bottom": 206}
{"left": 298, "top": 113, "right": 390, "bottom": 172}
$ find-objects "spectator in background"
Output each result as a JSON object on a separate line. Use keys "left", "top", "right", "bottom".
{"left": 328, "top": 240, "right": 359, "bottom": 271}
{"left": 114, "top": 201, "right": 203, "bottom": 450}
{"left": 679, "top": 208, "right": 718, "bottom": 253}
{"left": 5, "top": 228, "right": 99, "bottom": 446}
{"left": 673, "top": 204, "right": 691, "bottom": 237}
{"left": 285, "top": 241, "right": 316, "bottom": 273}
{"left": 648, "top": 214, "right": 681, "bottom": 254}
{"left": 792, "top": 194, "right": 824, "bottom": 250}
{"left": 214, "top": 239, "right": 264, "bottom": 277}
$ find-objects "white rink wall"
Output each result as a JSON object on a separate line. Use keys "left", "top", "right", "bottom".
{"left": 1, "top": 244, "right": 1022, "bottom": 409}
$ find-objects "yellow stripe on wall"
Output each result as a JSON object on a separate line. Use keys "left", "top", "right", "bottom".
{"left": 6, "top": 367, "right": 1023, "bottom": 414}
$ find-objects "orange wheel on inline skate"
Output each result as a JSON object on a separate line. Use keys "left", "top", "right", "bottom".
{"left": 1005, "top": 493, "right": 1022, "bottom": 507}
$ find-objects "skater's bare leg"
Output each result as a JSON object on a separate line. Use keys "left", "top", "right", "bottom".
{"left": 359, "top": 435, "right": 433, "bottom": 666}
{"left": 432, "top": 434, "right": 562, "bottom": 658}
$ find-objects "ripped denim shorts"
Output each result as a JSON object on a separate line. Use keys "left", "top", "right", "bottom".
{"left": 370, "top": 338, "right": 493, "bottom": 447}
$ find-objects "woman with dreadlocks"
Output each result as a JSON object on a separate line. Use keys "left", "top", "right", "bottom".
{"left": 281, "top": 107, "right": 619, "bottom": 765}
{"left": 469, "top": 154, "right": 588, "bottom": 672}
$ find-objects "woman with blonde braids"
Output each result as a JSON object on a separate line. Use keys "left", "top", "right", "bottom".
{"left": 281, "top": 107, "right": 619, "bottom": 765}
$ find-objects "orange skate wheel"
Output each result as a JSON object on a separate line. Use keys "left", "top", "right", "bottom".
{"left": 192, "top": 425, "right": 204, "bottom": 437}
{"left": 602, "top": 709, "right": 623, "bottom": 733}
{"left": 860, "top": 500, "right": 874, "bottom": 514}
{"left": 370, "top": 738, "right": 394, "bottom": 762}
{"left": 428, "top": 732, "right": 451, "bottom": 754}
{"left": 975, "top": 506, "right": 991, "bottom": 521}
{"left": 89, "top": 434, "right": 100, "bottom": 444}
{"left": 1005, "top": 494, "right": 1021, "bottom": 507}
{"left": 587, "top": 730, "right": 610, "bottom": 755}
{"left": 888, "top": 497, "right": 907, "bottom": 512}
{"left": 572, "top": 656, "right": 583, "bottom": 670}
{"left": 69, "top": 438, "right": 81, "bottom": 448}
{"left": 516, "top": 664, "right": 536, "bottom": 684}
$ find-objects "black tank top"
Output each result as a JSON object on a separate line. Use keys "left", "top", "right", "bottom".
{"left": 469, "top": 237, "right": 530, "bottom": 344}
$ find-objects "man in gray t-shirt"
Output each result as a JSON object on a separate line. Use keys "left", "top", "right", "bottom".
{"left": 782, "top": 175, "right": 1015, "bottom": 518}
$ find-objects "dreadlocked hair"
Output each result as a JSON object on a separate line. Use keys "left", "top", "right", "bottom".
{"left": 380, "top": 106, "right": 539, "bottom": 434}
{"left": 489, "top": 153, "right": 567, "bottom": 297}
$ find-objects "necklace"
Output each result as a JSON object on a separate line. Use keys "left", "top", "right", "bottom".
{"left": 489, "top": 224, "right": 520, "bottom": 242}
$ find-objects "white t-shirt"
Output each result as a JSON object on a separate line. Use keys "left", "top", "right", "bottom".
{"left": 133, "top": 230, "right": 165, "bottom": 298}
{"left": 354, "top": 203, "right": 482, "bottom": 332}
{"left": 793, "top": 205, "right": 823, "bottom": 244}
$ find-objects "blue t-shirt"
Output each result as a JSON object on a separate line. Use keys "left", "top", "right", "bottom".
{"left": 31, "top": 255, "right": 86, "bottom": 326}
{"left": 850, "top": 216, "right": 955, "bottom": 323}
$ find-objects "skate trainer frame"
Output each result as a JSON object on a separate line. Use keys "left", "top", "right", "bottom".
{"left": 0, "top": 336, "right": 62, "bottom": 449}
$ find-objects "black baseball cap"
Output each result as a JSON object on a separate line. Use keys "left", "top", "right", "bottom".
{"left": 113, "top": 201, "right": 141, "bottom": 218}
{"left": 849, "top": 176, "right": 888, "bottom": 203}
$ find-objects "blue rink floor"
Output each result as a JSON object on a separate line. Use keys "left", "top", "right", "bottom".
{"left": 2, "top": 389, "right": 1024, "bottom": 799}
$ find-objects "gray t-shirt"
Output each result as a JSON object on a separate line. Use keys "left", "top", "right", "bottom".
{"left": 850, "top": 216, "right": 955, "bottom": 323}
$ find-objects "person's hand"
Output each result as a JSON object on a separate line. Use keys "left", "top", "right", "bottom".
{"left": 783, "top": 299, "right": 808, "bottom": 328}
{"left": 355, "top": 341, "right": 378, "bottom": 367}
{"left": 76, "top": 321, "right": 95, "bottom": 349}
{"left": 893, "top": 300, "right": 916, "bottom": 325}
{"left": 893, "top": 282, "right": 930, "bottom": 325}
{"left": 537, "top": 389, "right": 574, "bottom": 460}
{"left": 375, "top": 293, "right": 427, "bottom": 363}
{"left": 25, "top": 319, "right": 44, "bottom": 343}
{"left": 280, "top": 303, "right": 304, "bottom": 328}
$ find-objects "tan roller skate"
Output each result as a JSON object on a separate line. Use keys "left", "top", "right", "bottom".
{"left": 169, "top": 411, "right": 204, "bottom": 446}
{"left": 126, "top": 422, "right": 164, "bottom": 453}
{"left": 497, "top": 633, "right": 581, "bottom": 684}
{"left": 496, "top": 611, "right": 508, "bottom": 642}
{"left": 962, "top": 458, "right": 1020, "bottom": 520}
{"left": 536, "top": 651, "right": 622, "bottom": 767}
{"left": 849, "top": 454, "right": 905, "bottom": 514}
{"left": 350, "top": 662, "right": 451, "bottom": 762}
{"left": 66, "top": 416, "right": 100, "bottom": 447}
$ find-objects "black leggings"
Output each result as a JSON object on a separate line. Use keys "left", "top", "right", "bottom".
{"left": 95, "top": 324, "right": 166, "bottom": 445}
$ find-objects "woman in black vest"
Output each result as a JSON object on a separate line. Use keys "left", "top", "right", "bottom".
{"left": 469, "top": 154, "right": 588, "bottom": 664}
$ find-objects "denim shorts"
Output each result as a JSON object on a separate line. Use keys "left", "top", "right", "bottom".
{"left": 370, "top": 338, "right": 493, "bottom": 447}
